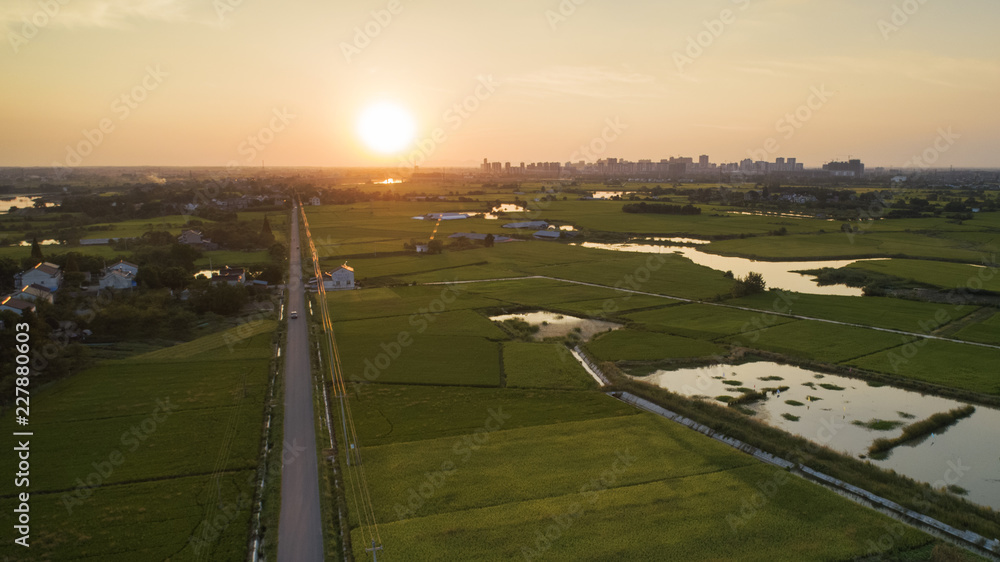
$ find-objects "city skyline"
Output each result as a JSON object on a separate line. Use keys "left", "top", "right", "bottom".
{"left": 2, "top": 0, "right": 998, "bottom": 169}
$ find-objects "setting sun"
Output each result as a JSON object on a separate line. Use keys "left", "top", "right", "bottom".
{"left": 356, "top": 102, "right": 416, "bottom": 154}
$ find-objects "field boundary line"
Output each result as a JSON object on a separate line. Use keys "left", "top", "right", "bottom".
{"left": 422, "top": 277, "right": 1000, "bottom": 351}
{"left": 613, "top": 391, "right": 1000, "bottom": 560}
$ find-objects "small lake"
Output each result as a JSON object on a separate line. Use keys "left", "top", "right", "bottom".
{"left": 647, "top": 236, "right": 710, "bottom": 245}
{"left": 18, "top": 239, "right": 60, "bottom": 246}
{"left": 0, "top": 196, "right": 52, "bottom": 212}
{"left": 638, "top": 361, "right": 1000, "bottom": 510}
{"left": 574, "top": 241, "right": 874, "bottom": 297}
{"left": 490, "top": 311, "right": 621, "bottom": 342}
{"left": 591, "top": 191, "right": 632, "bottom": 199}
{"left": 728, "top": 211, "right": 830, "bottom": 220}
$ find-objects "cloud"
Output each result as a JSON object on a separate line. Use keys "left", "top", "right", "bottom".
{"left": 505, "top": 66, "right": 665, "bottom": 100}
{"left": 732, "top": 54, "right": 1000, "bottom": 90}
{"left": 0, "top": 0, "right": 213, "bottom": 30}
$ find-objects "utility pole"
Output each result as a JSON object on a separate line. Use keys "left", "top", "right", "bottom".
{"left": 366, "top": 541, "right": 383, "bottom": 561}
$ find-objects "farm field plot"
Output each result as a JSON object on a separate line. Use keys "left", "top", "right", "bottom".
{"left": 502, "top": 342, "right": 597, "bottom": 390}
{"left": 344, "top": 411, "right": 932, "bottom": 561}
{"left": 333, "top": 310, "right": 507, "bottom": 343}
{"left": 527, "top": 254, "right": 733, "bottom": 301}
{"left": 704, "top": 231, "right": 992, "bottom": 263}
{"left": 0, "top": 243, "right": 129, "bottom": 261}
{"left": 548, "top": 294, "right": 675, "bottom": 317}
{"left": 83, "top": 214, "right": 212, "bottom": 239}
{"left": 334, "top": 328, "right": 501, "bottom": 387}
{"left": 327, "top": 284, "right": 500, "bottom": 321}
{"left": 625, "top": 303, "right": 797, "bottom": 340}
{"left": 845, "top": 259, "right": 1000, "bottom": 292}
{"left": 848, "top": 340, "right": 1000, "bottom": 395}
{"left": 587, "top": 329, "right": 725, "bottom": 361}
{"left": 727, "top": 293, "right": 980, "bottom": 334}
{"left": 458, "top": 277, "right": 647, "bottom": 308}
{"left": 722, "top": 320, "right": 907, "bottom": 363}
{"left": 529, "top": 200, "right": 828, "bottom": 236}
{"left": 2, "top": 472, "right": 256, "bottom": 562}
{"left": 0, "top": 323, "right": 275, "bottom": 561}
{"left": 953, "top": 310, "right": 1000, "bottom": 345}
{"left": 345, "top": 385, "right": 639, "bottom": 447}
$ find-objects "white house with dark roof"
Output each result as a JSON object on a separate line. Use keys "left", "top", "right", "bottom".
{"left": 14, "top": 262, "right": 62, "bottom": 291}
{"left": 107, "top": 260, "right": 139, "bottom": 277}
{"left": 16, "top": 284, "right": 54, "bottom": 304}
{"left": 99, "top": 269, "right": 136, "bottom": 290}
{"left": 328, "top": 264, "right": 355, "bottom": 290}
{"left": 0, "top": 296, "right": 35, "bottom": 316}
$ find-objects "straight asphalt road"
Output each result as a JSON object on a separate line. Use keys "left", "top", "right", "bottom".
{"left": 277, "top": 203, "right": 324, "bottom": 562}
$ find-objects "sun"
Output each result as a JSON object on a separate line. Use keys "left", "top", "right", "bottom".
{"left": 356, "top": 102, "right": 417, "bottom": 154}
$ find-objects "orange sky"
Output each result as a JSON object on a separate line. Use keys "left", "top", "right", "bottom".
{"left": 2, "top": 0, "right": 999, "bottom": 169}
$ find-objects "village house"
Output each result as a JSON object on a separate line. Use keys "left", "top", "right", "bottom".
{"left": 0, "top": 296, "right": 35, "bottom": 316}
{"left": 213, "top": 267, "right": 247, "bottom": 286}
{"left": 14, "top": 262, "right": 62, "bottom": 291}
{"left": 178, "top": 229, "right": 203, "bottom": 245}
{"left": 99, "top": 269, "right": 136, "bottom": 290}
{"left": 106, "top": 260, "right": 140, "bottom": 277}
{"left": 328, "top": 264, "right": 355, "bottom": 290}
{"left": 15, "top": 284, "right": 54, "bottom": 304}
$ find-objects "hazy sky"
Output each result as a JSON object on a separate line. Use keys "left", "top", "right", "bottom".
{"left": 2, "top": 0, "right": 998, "bottom": 169}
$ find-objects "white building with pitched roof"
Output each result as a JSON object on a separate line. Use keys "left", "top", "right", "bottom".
{"left": 14, "top": 262, "right": 62, "bottom": 291}
{"left": 328, "top": 264, "right": 355, "bottom": 290}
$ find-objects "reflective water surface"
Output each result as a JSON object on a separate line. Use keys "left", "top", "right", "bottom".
{"left": 640, "top": 361, "right": 1000, "bottom": 510}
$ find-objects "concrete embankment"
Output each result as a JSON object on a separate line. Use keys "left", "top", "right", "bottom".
{"left": 568, "top": 346, "right": 1000, "bottom": 560}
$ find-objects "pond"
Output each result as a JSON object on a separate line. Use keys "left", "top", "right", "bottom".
{"left": 638, "top": 361, "right": 1000, "bottom": 510}
{"left": 591, "top": 191, "right": 631, "bottom": 199}
{"left": 0, "top": 196, "right": 54, "bottom": 212}
{"left": 646, "top": 236, "right": 710, "bottom": 245}
{"left": 489, "top": 311, "right": 621, "bottom": 342}
{"left": 18, "top": 239, "right": 60, "bottom": 246}
{"left": 573, "top": 241, "right": 876, "bottom": 297}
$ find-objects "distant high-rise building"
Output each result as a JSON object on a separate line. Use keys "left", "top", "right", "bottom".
{"left": 823, "top": 159, "right": 865, "bottom": 177}
{"left": 699, "top": 155, "right": 709, "bottom": 167}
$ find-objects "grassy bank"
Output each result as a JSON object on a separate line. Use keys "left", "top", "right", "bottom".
{"left": 869, "top": 405, "right": 977, "bottom": 456}
{"left": 602, "top": 365, "right": 1000, "bottom": 541}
